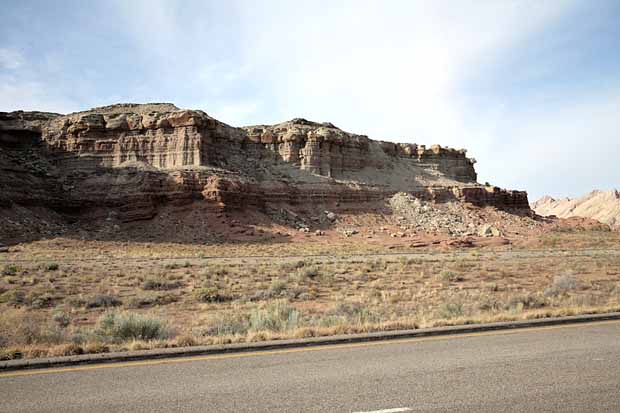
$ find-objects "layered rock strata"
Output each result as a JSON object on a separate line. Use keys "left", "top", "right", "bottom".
{"left": 0, "top": 103, "right": 529, "bottom": 225}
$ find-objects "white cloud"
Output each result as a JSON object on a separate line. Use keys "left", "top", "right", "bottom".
{"left": 0, "top": 48, "right": 24, "bottom": 70}
{"left": 228, "top": 0, "right": 581, "bottom": 138}
{"left": 474, "top": 86, "right": 620, "bottom": 200}
{"left": 0, "top": 75, "right": 76, "bottom": 113}
{"left": 206, "top": 99, "right": 263, "bottom": 126}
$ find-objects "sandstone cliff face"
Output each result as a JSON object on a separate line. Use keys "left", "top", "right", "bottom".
{"left": 41, "top": 103, "right": 244, "bottom": 170}
{"left": 37, "top": 105, "right": 477, "bottom": 184}
{"left": 242, "top": 119, "right": 477, "bottom": 182}
{"left": 0, "top": 103, "right": 529, "bottom": 237}
{"left": 532, "top": 190, "right": 620, "bottom": 229}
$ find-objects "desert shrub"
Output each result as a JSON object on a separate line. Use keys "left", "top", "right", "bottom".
{"left": 2, "top": 264, "right": 19, "bottom": 276}
{"left": 0, "top": 310, "right": 66, "bottom": 346}
{"left": 85, "top": 294, "right": 123, "bottom": 309}
{"left": 440, "top": 270, "right": 463, "bottom": 282}
{"left": 506, "top": 293, "right": 547, "bottom": 310}
{"left": 249, "top": 300, "right": 300, "bottom": 332}
{"left": 247, "top": 277, "right": 292, "bottom": 302}
{"left": 269, "top": 278, "right": 287, "bottom": 296}
{"left": 477, "top": 295, "right": 502, "bottom": 311}
{"left": 193, "top": 286, "right": 232, "bottom": 303}
{"left": 26, "top": 291, "right": 55, "bottom": 309}
{"left": 52, "top": 310, "right": 71, "bottom": 328}
{"left": 203, "top": 311, "right": 250, "bottom": 336}
{"left": 325, "top": 302, "right": 383, "bottom": 326}
{"left": 280, "top": 260, "right": 308, "bottom": 272}
{"left": 545, "top": 274, "right": 578, "bottom": 297}
{"left": 246, "top": 289, "right": 271, "bottom": 302}
{"left": 49, "top": 343, "right": 84, "bottom": 357}
{"left": 45, "top": 263, "right": 60, "bottom": 271}
{"left": 95, "top": 312, "right": 172, "bottom": 342}
{"left": 141, "top": 276, "right": 181, "bottom": 291}
{"left": 0, "top": 289, "right": 26, "bottom": 305}
{"left": 126, "top": 292, "right": 178, "bottom": 309}
{"left": 438, "top": 302, "right": 464, "bottom": 319}
{"left": 301, "top": 266, "right": 320, "bottom": 279}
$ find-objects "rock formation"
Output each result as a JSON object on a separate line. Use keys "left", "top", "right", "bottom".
{"left": 242, "top": 119, "right": 477, "bottom": 182}
{"left": 532, "top": 190, "right": 620, "bottom": 229}
{"left": 0, "top": 103, "right": 530, "bottom": 242}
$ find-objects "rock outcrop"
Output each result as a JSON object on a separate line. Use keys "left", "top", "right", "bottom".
{"left": 533, "top": 190, "right": 620, "bottom": 229}
{"left": 0, "top": 103, "right": 530, "bottom": 242}
{"left": 242, "top": 118, "right": 477, "bottom": 182}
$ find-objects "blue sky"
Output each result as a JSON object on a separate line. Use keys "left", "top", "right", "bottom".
{"left": 1, "top": 0, "right": 619, "bottom": 201}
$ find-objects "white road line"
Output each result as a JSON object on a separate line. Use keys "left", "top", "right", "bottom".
{"left": 354, "top": 408, "right": 412, "bottom": 413}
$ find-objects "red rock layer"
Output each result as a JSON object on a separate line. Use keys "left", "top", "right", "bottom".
{"left": 0, "top": 104, "right": 529, "bottom": 227}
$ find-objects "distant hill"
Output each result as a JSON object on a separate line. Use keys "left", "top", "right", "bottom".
{"left": 532, "top": 190, "right": 620, "bottom": 229}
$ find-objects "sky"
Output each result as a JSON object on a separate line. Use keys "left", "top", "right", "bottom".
{"left": 1, "top": 0, "right": 619, "bottom": 201}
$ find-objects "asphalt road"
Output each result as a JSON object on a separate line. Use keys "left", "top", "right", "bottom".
{"left": 1, "top": 321, "right": 620, "bottom": 412}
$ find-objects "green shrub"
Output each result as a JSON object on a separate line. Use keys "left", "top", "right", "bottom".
{"left": 2, "top": 264, "right": 18, "bottom": 276}
{"left": 249, "top": 300, "right": 300, "bottom": 332}
{"left": 45, "top": 263, "right": 59, "bottom": 271}
{"left": 26, "top": 291, "right": 55, "bottom": 309}
{"left": 95, "top": 312, "right": 171, "bottom": 342}
{"left": 438, "top": 302, "right": 464, "bottom": 319}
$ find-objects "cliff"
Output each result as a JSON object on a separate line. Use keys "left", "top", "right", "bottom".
{"left": 0, "top": 103, "right": 529, "bottom": 234}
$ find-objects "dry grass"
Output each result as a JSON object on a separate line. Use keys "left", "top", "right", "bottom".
{"left": 1, "top": 229, "right": 620, "bottom": 359}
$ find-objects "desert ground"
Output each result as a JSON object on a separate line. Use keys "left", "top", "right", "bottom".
{"left": 1, "top": 208, "right": 619, "bottom": 360}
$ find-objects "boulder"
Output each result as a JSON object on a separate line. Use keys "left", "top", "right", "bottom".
{"left": 478, "top": 224, "right": 502, "bottom": 237}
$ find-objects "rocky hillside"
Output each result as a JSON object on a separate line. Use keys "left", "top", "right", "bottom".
{"left": 0, "top": 103, "right": 530, "bottom": 244}
{"left": 532, "top": 190, "right": 620, "bottom": 229}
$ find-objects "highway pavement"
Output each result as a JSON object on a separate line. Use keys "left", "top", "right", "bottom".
{"left": 1, "top": 320, "right": 619, "bottom": 412}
